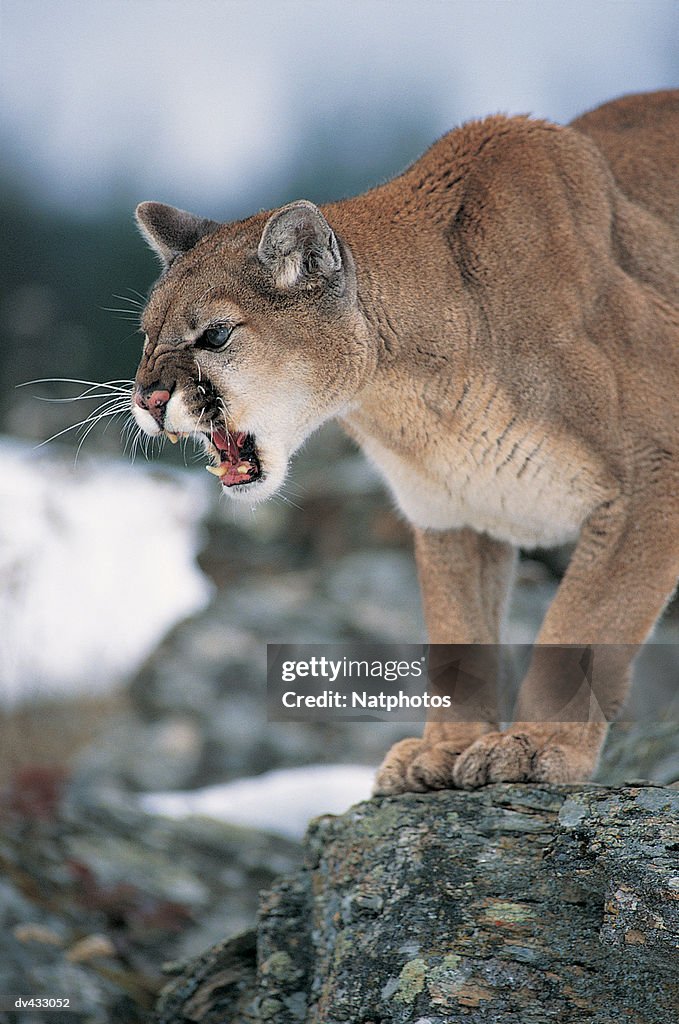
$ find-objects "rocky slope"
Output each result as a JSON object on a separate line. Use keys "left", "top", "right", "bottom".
{"left": 156, "top": 783, "right": 679, "bottom": 1024}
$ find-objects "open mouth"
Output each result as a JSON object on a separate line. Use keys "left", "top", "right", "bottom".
{"left": 202, "top": 426, "right": 262, "bottom": 487}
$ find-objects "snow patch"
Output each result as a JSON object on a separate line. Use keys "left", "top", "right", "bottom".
{"left": 139, "top": 764, "right": 376, "bottom": 839}
{"left": 0, "top": 438, "right": 213, "bottom": 705}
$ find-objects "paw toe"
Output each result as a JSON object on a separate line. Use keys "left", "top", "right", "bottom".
{"left": 453, "top": 731, "right": 597, "bottom": 787}
{"left": 372, "top": 738, "right": 426, "bottom": 795}
{"left": 453, "top": 731, "right": 539, "bottom": 788}
{"left": 452, "top": 732, "right": 504, "bottom": 789}
{"left": 486, "top": 733, "right": 535, "bottom": 783}
{"left": 406, "top": 742, "right": 461, "bottom": 792}
{"left": 531, "top": 744, "right": 593, "bottom": 784}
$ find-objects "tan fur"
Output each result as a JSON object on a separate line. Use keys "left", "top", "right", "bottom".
{"left": 132, "top": 90, "right": 679, "bottom": 791}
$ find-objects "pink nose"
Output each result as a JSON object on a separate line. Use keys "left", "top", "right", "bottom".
{"left": 135, "top": 388, "right": 171, "bottom": 423}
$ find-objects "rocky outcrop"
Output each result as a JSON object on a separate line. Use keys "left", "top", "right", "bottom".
{"left": 156, "top": 783, "right": 679, "bottom": 1024}
{"left": 0, "top": 775, "right": 301, "bottom": 1024}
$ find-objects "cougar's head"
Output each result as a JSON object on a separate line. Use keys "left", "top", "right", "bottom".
{"left": 132, "top": 199, "right": 369, "bottom": 503}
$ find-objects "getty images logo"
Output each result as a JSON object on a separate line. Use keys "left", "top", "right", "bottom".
{"left": 279, "top": 654, "right": 425, "bottom": 684}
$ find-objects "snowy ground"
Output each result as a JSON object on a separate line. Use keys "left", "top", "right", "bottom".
{"left": 0, "top": 437, "right": 213, "bottom": 705}
{"left": 140, "top": 763, "right": 377, "bottom": 839}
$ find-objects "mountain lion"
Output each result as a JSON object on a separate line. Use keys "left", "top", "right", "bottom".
{"left": 131, "top": 90, "right": 679, "bottom": 792}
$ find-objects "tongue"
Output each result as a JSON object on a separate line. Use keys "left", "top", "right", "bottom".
{"left": 210, "top": 428, "right": 258, "bottom": 486}
{"left": 212, "top": 428, "right": 248, "bottom": 466}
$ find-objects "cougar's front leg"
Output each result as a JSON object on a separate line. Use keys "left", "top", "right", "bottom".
{"left": 374, "top": 527, "right": 516, "bottom": 795}
{"left": 454, "top": 481, "right": 679, "bottom": 788}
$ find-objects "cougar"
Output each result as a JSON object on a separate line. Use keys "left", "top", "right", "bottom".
{"left": 131, "top": 89, "right": 679, "bottom": 792}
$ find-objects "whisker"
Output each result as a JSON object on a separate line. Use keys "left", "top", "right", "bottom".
{"left": 74, "top": 410, "right": 125, "bottom": 463}
{"left": 101, "top": 307, "right": 142, "bottom": 320}
{"left": 278, "top": 476, "right": 308, "bottom": 497}
{"left": 32, "top": 393, "right": 128, "bottom": 405}
{"left": 18, "top": 387, "right": 134, "bottom": 402}
{"left": 34, "top": 407, "right": 125, "bottom": 449}
{"left": 276, "top": 490, "right": 305, "bottom": 512}
{"left": 193, "top": 410, "right": 207, "bottom": 442}
{"left": 17, "top": 377, "right": 134, "bottom": 395}
{"left": 140, "top": 431, "right": 157, "bottom": 461}
{"left": 20, "top": 377, "right": 136, "bottom": 455}
{"left": 216, "top": 397, "right": 227, "bottom": 415}
{"left": 129, "top": 426, "right": 145, "bottom": 465}
{"left": 127, "top": 428, "right": 140, "bottom": 465}
{"left": 121, "top": 418, "right": 138, "bottom": 457}
{"left": 112, "top": 292, "right": 144, "bottom": 309}
{"left": 152, "top": 433, "right": 165, "bottom": 460}
{"left": 124, "top": 287, "right": 149, "bottom": 304}
{"left": 29, "top": 379, "right": 134, "bottom": 448}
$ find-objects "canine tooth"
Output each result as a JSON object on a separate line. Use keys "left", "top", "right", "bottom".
{"left": 237, "top": 464, "right": 250, "bottom": 474}
{"left": 166, "top": 432, "right": 179, "bottom": 444}
{"left": 206, "top": 464, "right": 228, "bottom": 477}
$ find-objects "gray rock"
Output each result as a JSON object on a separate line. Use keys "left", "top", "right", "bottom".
{"left": 156, "top": 784, "right": 679, "bottom": 1023}
{"left": 0, "top": 779, "right": 302, "bottom": 1023}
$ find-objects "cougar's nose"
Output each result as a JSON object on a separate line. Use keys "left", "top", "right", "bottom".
{"left": 135, "top": 386, "right": 171, "bottom": 426}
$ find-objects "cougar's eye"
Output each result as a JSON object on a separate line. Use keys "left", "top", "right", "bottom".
{"left": 197, "top": 324, "right": 235, "bottom": 350}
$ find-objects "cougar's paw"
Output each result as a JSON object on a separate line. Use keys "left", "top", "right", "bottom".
{"left": 530, "top": 743, "right": 594, "bottom": 784}
{"left": 405, "top": 742, "right": 465, "bottom": 792}
{"left": 373, "top": 738, "right": 426, "bottom": 795}
{"left": 373, "top": 738, "right": 468, "bottom": 795}
{"left": 452, "top": 731, "right": 531, "bottom": 788}
{"left": 452, "top": 730, "right": 593, "bottom": 789}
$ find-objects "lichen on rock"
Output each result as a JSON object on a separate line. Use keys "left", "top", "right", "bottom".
{"left": 155, "top": 783, "right": 679, "bottom": 1023}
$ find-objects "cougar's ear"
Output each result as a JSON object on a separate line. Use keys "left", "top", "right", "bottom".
{"left": 257, "top": 200, "right": 343, "bottom": 291}
{"left": 135, "top": 202, "right": 220, "bottom": 268}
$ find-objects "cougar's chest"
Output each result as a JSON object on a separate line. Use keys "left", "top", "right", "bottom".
{"left": 357, "top": 424, "right": 609, "bottom": 550}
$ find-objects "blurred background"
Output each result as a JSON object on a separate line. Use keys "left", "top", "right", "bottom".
{"left": 1, "top": 2, "right": 678, "bottom": 1018}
